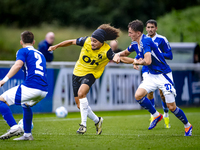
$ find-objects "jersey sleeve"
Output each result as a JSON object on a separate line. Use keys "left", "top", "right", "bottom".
{"left": 76, "top": 36, "right": 88, "bottom": 46}
{"left": 16, "top": 48, "right": 26, "bottom": 62}
{"left": 107, "top": 48, "right": 115, "bottom": 60}
{"left": 160, "top": 38, "right": 171, "bottom": 53}
{"left": 127, "top": 41, "right": 138, "bottom": 52}
{"left": 143, "top": 39, "right": 151, "bottom": 54}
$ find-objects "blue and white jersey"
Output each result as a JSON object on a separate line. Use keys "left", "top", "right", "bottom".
{"left": 127, "top": 34, "right": 171, "bottom": 74}
{"left": 141, "top": 33, "right": 172, "bottom": 74}
{"left": 150, "top": 33, "right": 171, "bottom": 55}
{"left": 16, "top": 46, "right": 48, "bottom": 91}
{"left": 127, "top": 41, "right": 143, "bottom": 59}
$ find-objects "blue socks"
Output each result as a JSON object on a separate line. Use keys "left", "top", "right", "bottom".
{"left": 162, "top": 101, "right": 169, "bottom": 113}
{"left": 0, "top": 101, "right": 17, "bottom": 127}
{"left": 149, "top": 98, "right": 155, "bottom": 107}
{"left": 137, "top": 97, "right": 156, "bottom": 114}
{"left": 22, "top": 105, "right": 33, "bottom": 133}
{"left": 171, "top": 107, "right": 188, "bottom": 124}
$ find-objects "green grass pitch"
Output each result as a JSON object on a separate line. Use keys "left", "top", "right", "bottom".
{"left": 0, "top": 107, "right": 199, "bottom": 150}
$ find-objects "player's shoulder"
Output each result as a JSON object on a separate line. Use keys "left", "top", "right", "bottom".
{"left": 20, "top": 46, "right": 43, "bottom": 54}
{"left": 142, "top": 34, "right": 153, "bottom": 44}
{"left": 76, "top": 36, "right": 89, "bottom": 46}
{"left": 143, "top": 34, "right": 152, "bottom": 41}
{"left": 128, "top": 41, "right": 137, "bottom": 49}
{"left": 155, "top": 34, "right": 169, "bottom": 42}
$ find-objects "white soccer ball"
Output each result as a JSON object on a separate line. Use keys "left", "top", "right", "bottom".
{"left": 18, "top": 119, "right": 34, "bottom": 132}
{"left": 55, "top": 106, "right": 68, "bottom": 118}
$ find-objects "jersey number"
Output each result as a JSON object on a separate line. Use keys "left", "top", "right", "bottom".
{"left": 34, "top": 52, "right": 44, "bottom": 76}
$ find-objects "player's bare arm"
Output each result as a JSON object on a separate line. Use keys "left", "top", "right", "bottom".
{"left": 133, "top": 52, "right": 151, "bottom": 65}
{"left": 117, "top": 49, "right": 131, "bottom": 57}
{"left": 48, "top": 39, "right": 77, "bottom": 51}
{"left": 120, "top": 57, "right": 135, "bottom": 64}
{"left": 0, "top": 60, "right": 24, "bottom": 87}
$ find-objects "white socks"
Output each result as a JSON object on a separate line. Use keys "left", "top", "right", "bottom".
{"left": 79, "top": 97, "right": 99, "bottom": 126}
{"left": 87, "top": 106, "right": 99, "bottom": 124}
{"left": 79, "top": 97, "right": 88, "bottom": 127}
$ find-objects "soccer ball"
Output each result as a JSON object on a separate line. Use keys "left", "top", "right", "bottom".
{"left": 55, "top": 106, "right": 68, "bottom": 118}
{"left": 18, "top": 119, "right": 34, "bottom": 132}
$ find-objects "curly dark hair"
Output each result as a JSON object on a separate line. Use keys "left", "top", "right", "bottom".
{"left": 97, "top": 24, "right": 120, "bottom": 41}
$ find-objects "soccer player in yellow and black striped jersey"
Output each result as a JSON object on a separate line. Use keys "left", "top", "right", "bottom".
{"left": 48, "top": 24, "right": 121, "bottom": 135}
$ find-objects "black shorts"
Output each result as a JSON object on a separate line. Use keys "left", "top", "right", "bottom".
{"left": 72, "top": 74, "right": 96, "bottom": 97}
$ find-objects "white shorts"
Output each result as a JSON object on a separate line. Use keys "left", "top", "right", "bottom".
{"left": 139, "top": 72, "right": 176, "bottom": 103}
{"left": 1, "top": 84, "right": 48, "bottom": 106}
{"left": 142, "top": 72, "right": 149, "bottom": 80}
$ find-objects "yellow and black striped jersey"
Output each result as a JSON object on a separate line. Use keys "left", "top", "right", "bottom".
{"left": 73, "top": 37, "right": 115, "bottom": 79}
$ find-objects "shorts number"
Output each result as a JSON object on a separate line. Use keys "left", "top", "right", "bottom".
{"left": 34, "top": 52, "right": 44, "bottom": 76}
{"left": 164, "top": 83, "right": 171, "bottom": 91}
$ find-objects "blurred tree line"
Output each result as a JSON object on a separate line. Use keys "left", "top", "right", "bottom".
{"left": 0, "top": 0, "right": 200, "bottom": 29}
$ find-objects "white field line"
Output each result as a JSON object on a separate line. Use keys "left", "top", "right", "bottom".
{"left": 35, "top": 132, "right": 200, "bottom": 137}
{"left": 0, "top": 112, "right": 199, "bottom": 122}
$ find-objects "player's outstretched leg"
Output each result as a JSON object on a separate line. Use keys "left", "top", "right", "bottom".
{"left": 162, "top": 101, "right": 171, "bottom": 128}
{"left": 0, "top": 101, "right": 24, "bottom": 140}
{"left": 95, "top": 117, "right": 103, "bottom": 135}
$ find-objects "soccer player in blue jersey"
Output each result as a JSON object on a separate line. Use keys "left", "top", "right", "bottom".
{"left": 144, "top": 19, "right": 172, "bottom": 128}
{"left": 119, "top": 20, "right": 192, "bottom": 136}
{"left": 0, "top": 31, "right": 48, "bottom": 140}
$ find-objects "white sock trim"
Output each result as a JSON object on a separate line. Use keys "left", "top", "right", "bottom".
{"left": 163, "top": 112, "right": 169, "bottom": 118}
{"left": 24, "top": 133, "right": 32, "bottom": 137}
{"left": 152, "top": 111, "right": 160, "bottom": 118}
{"left": 79, "top": 97, "right": 88, "bottom": 103}
{"left": 184, "top": 122, "right": 191, "bottom": 128}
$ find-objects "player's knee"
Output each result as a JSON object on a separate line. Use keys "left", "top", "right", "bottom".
{"left": 77, "top": 91, "right": 86, "bottom": 99}
{"left": 135, "top": 93, "right": 143, "bottom": 101}
{"left": 167, "top": 103, "right": 176, "bottom": 112}
{"left": 147, "top": 92, "right": 153, "bottom": 99}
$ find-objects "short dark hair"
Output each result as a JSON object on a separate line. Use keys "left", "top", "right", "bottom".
{"left": 146, "top": 19, "right": 157, "bottom": 27}
{"left": 128, "top": 20, "right": 144, "bottom": 33}
{"left": 21, "top": 31, "right": 34, "bottom": 44}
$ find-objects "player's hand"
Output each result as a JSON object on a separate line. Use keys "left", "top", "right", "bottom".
{"left": 133, "top": 65, "right": 140, "bottom": 70}
{"left": 0, "top": 80, "right": 5, "bottom": 87}
{"left": 48, "top": 46, "right": 57, "bottom": 51}
{"left": 113, "top": 54, "right": 120, "bottom": 64}
{"left": 133, "top": 59, "right": 138, "bottom": 65}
